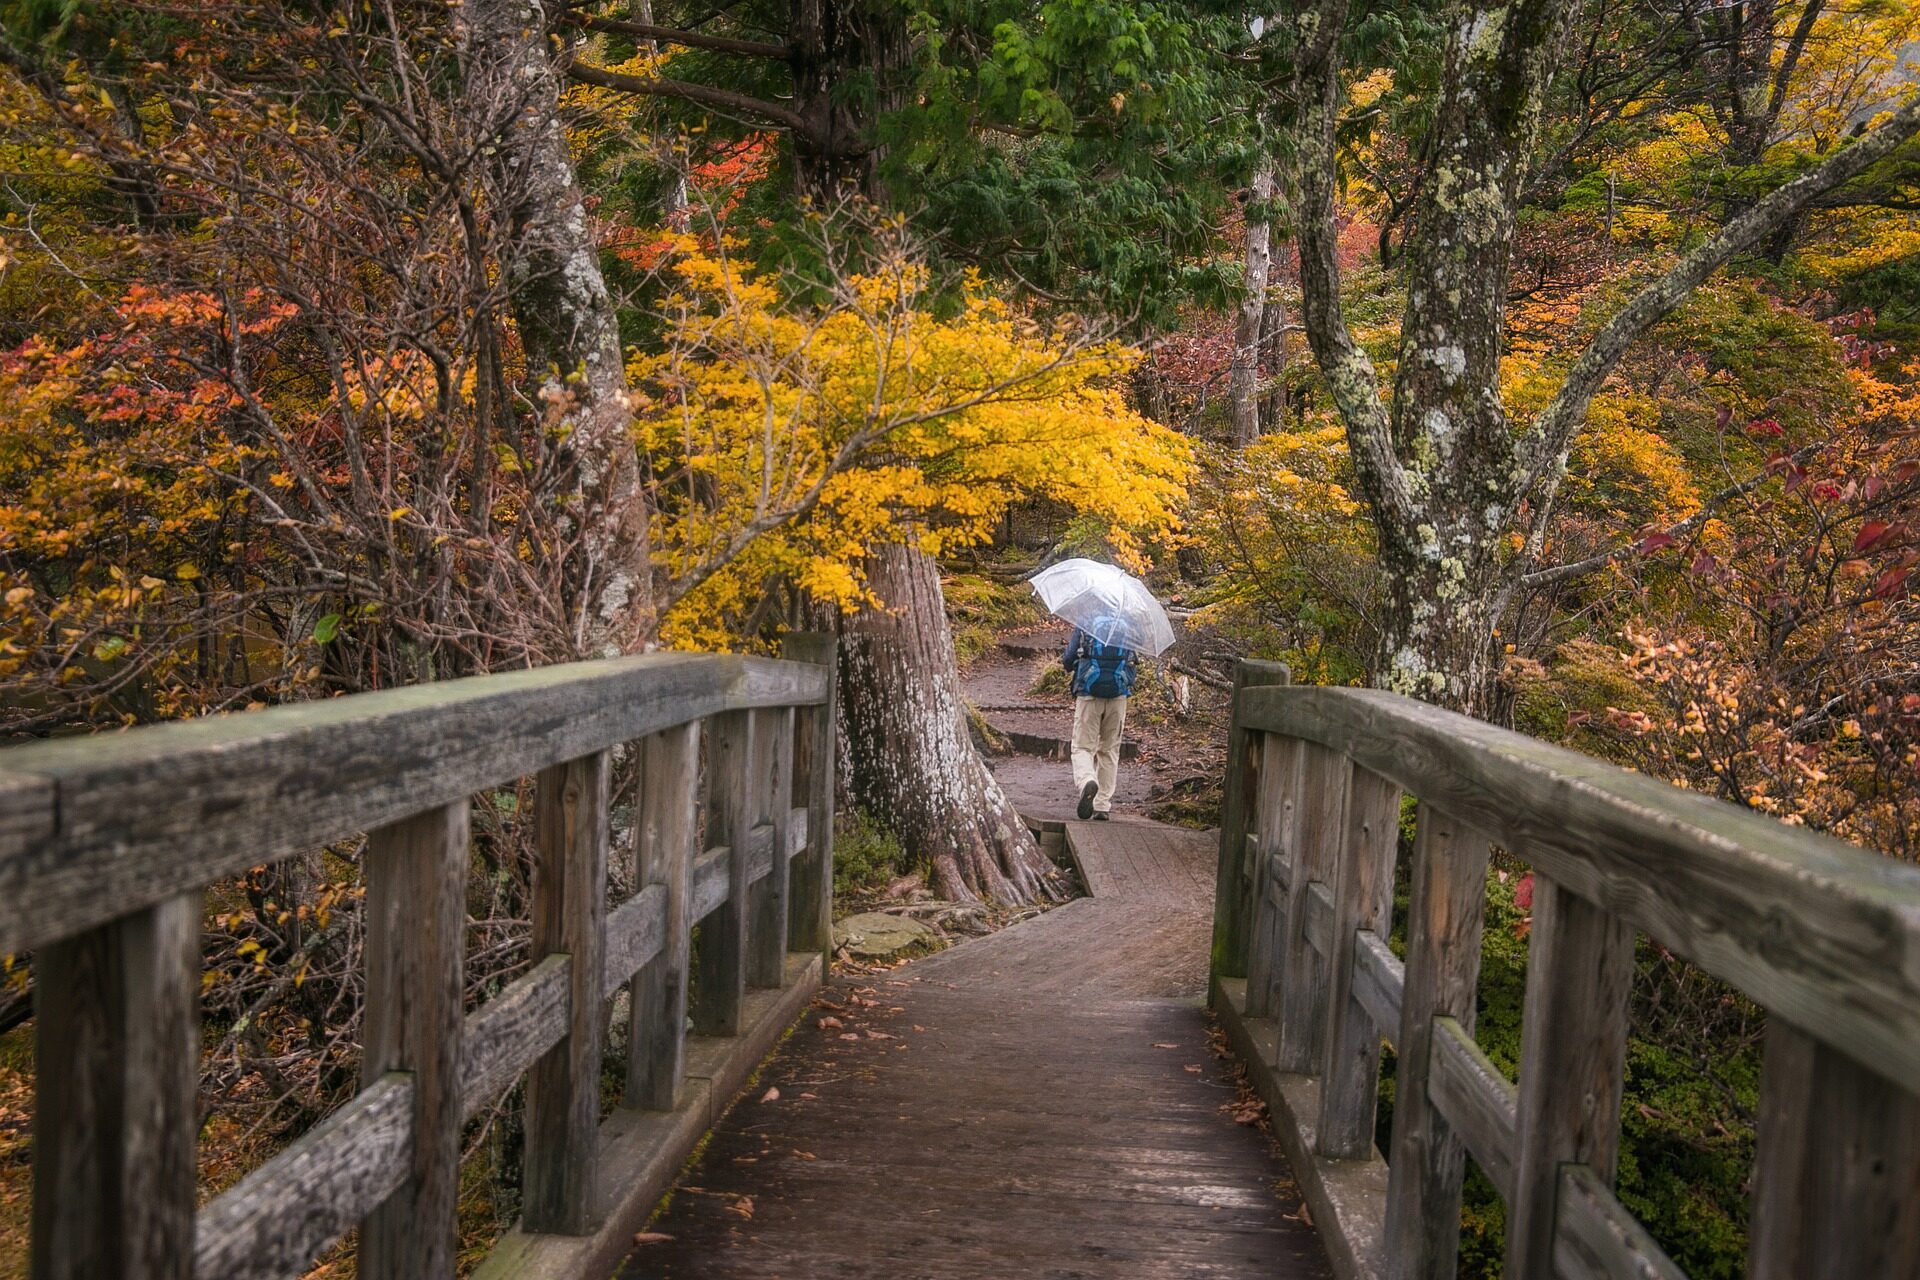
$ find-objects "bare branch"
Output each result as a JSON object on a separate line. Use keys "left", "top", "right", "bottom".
{"left": 562, "top": 13, "right": 792, "bottom": 60}
{"left": 565, "top": 60, "right": 809, "bottom": 134}
{"left": 1521, "top": 442, "right": 1822, "bottom": 589}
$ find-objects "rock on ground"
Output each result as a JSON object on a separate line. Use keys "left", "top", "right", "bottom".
{"left": 832, "top": 911, "right": 940, "bottom": 959}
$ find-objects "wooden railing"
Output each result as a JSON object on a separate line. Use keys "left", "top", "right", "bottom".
{"left": 2, "top": 637, "right": 838, "bottom": 1280}
{"left": 1210, "top": 664, "right": 1920, "bottom": 1280}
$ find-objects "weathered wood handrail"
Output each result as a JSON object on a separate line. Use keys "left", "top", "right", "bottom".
{"left": 1211, "top": 674, "right": 1920, "bottom": 1280}
{"left": 4, "top": 640, "right": 838, "bottom": 1280}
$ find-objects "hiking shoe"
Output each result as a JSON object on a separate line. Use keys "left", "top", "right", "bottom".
{"left": 1076, "top": 780, "right": 1098, "bottom": 820}
{"left": 1092, "top": 811, "right": 1111, "bottom": 821}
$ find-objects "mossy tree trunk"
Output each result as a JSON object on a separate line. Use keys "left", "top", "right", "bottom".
{"left": 462, "top": 0, "right": 654, "bottom": 655}
{"left": 1229, "top": 165, "right": 1275, "bottom": 449}
{"left": 1285, "top": 0, "right": 1920, "bottom": 716}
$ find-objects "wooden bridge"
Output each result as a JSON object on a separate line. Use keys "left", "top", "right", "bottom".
{"left": 4, "top": 645, "right": 1918, "bottom": 1278}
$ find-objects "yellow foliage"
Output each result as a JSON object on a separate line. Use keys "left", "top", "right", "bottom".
{"left": 632, "top": 241, "right": 1192, "bottom": 648}
{"left": 1501, "top": 350, "right": 1699, "bottom": 529}
{"left": 1773, "top": 0, "right": 1920, "bottom": 151}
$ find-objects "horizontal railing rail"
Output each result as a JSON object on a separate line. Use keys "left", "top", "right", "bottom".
{"left": 1211, "top": 672, "right": 1920, "bottom": 1280}
{"left": 5, "top": 639, "right": 839, "bottom": 1280}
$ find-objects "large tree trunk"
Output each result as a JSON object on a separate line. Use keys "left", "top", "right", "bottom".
{"left": 839, "top": 542, "right": 1058, "bottom": 905}
{"left": 1228, "top": 166, "right": 1274, "bottom": 448}
{"left": 461, "top": 0, "right": 654, "bottom": 655}
{"left": 782, "top": 0, "right": 1051, "bottom": 905}
{"left": 789, "top": 0, "right": 913, "bottom": 200}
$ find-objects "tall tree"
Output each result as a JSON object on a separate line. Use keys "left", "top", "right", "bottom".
{"left": 567, "top": 0, "right": 1251, "bottom": 900}
{"left": 1229, "top": 164, "right": 1276, "bottom": 447}
{"left": 1285, "top": 0, "right": 1920, "bottom": 715}
{"left": 463, "top": 0, "right": 656, "bottom": 653}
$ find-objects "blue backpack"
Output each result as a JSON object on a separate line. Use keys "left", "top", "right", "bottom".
{"left": 1064, "top": 628, "right": 1138, "bottom": 699}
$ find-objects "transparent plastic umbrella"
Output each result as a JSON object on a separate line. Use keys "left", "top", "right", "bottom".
{"left": 1028, "top": 558, "right": 1176, "bottom": 656}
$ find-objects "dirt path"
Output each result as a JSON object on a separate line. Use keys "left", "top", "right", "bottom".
{"left": 960, "top": 622, "right": 1224, "bottom": 825}
{"left": 623, "top": 819, "right": 1332, "bottom": 1279}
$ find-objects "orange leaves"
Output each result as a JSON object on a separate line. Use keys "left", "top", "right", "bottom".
{"left": 0, "top": 281, "right": 298, "bottom": 727}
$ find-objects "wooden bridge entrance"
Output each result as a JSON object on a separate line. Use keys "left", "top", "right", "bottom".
{"left": 5, "top": 646, "right": 1920, "bottom": 1280}
{"left": 629, "top": 817, "right": 1329, "bottom": 1279}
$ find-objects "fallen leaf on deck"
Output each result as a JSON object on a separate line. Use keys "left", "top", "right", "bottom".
{"left": 793, "top": 1149, "right": 817, "bottom": 1159}
{"left": 1184, "top": 1064, "right": 1202, "bottom": 1074}
{"left": 1223, "top": 1100, "right": 1265, "bottom": 1125}
{"left": 1152, "top": 1042, "right": 1179, "bottom": 1049}
{"left": 760, "top": 1086, "right": 780, "bottom": 1103}
{"left": 727, "top": 1196, "right": 755, "bottom": 1219}
{"left": 632, "top": 1232, "right": 673, "bottom": 1245}
{"left": 818, "top": 1015, "right": 843, "bottom": 1029}
{"left": 839, "top": 1033, "right": 860, "bottom": 1041}
{"left": 867, "top": 1029, "right": 894, "bottom": 1040}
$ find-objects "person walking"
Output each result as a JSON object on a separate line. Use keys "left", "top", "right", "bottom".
{"left": 1062, "top": 623, "right": 1137, "bottom": 820}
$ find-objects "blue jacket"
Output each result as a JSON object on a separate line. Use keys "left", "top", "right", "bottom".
{"left": 1062, "top": 627, "right": 1138, "bottom": 699}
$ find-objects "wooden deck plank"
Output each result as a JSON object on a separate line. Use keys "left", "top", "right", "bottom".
{"left": 624, "top": 817, "right": 1331, "bottom": 1279}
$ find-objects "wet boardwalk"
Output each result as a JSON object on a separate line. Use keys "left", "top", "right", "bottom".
{"left": 623, "top": 819, "right": 1332, "bottom": 1279}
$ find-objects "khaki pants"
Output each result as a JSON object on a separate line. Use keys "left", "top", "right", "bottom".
{"left": 1071, "top": 696, "right": 1128, "bottom": 813}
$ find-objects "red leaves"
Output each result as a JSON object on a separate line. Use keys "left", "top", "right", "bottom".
{"left": 1746, "top": 417, "right": 1784, "bottom": 438}
{"left": 1636, "top": 530, "right": 1678, "bottom": 554}
{"left": 1769, "top": 452, "right": 1808, "bottom": 491}
{"left": 1853, "top": 520, "right": 1895, "bottom": 553}
{"left": 1513, "top": 872, "right": 1535, "bottom": 911}
{"left": 1870, "top": 567, "right": 1910, "bottom": 600}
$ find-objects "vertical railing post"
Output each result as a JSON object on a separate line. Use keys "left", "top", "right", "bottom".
{"left": 628, "top": 722, "right": 699, "bottom": 1111}
{"left": 1385, "top": 806, "right": 1492, "bottom": 1280}
{"left": 360, "top": 802, "right": 468, "bottom": 1279}
{"left": 1749, "top": 1020, "right": 1920, "bottom": 1279}
{"left": 749, "top": 707, "right": 795, "bottom": 987}
{"left": 1506, "top": 877, "right": 1634, "bottom": 1275}
{"left": 1243, "top": 733, "right": 1299, "bottom": 1018}
{"left": 1210, "top": 659, "right": 1289, "bottom": 986}
{"left": 782, "top": 632, "right": 838, "bottom": 969}
{"left": 31, "top": 895, "right": 199, "bottom": 1280}
{"left": 693, "top": 710, "right": 754, "bottom": 1036}
{"left": 524, "top": 751, "right": 611, "bottom": 1234}
{"left": 1317, "top": 763, "right": 1402, "bottom": 1158}
{"left": 1275, "top": 741, "right": 1348, "bottom": 1074}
